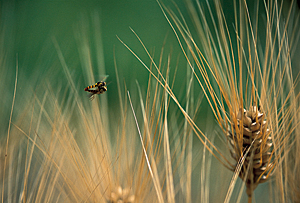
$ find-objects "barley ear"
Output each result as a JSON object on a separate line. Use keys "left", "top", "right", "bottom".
{"left": 228, "top": 106, "right": 272, "bottom": 199}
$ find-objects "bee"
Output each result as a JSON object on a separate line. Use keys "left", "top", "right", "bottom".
{"left": 84, "top": 81, "right": 107, "bottom": 100}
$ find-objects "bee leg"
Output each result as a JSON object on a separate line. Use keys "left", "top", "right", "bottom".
{"left": 89, "top": 94, "right": 95, "bottom": 100}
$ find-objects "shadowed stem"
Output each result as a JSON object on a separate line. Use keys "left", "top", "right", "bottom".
{"left": 248, "top": 195, "right": 252, "bottom": 203}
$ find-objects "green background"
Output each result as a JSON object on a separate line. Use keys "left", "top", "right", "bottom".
{"left": 2, "top": 0, "right": 188, "bottom": 102}
{"left": 2, "top": 0, "right": 297, "bottom": 202}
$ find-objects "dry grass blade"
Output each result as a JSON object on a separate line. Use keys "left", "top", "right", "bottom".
{"left": 163, "top": 81, "right": 175, "bottom": 203}
{"left": 127, "top": 91, "right": 164, "bottom": 203}
{"left": 159, "top": 0, "right": 300, "bottom": 201}
{"left": 2, "top": 58, "right": 18, "bottom": 203}
{"left": 118, "top": 33, "right": 233, "bottom": 170}
{"left": 117, "top": 0, "right": 300, "bottom": 202}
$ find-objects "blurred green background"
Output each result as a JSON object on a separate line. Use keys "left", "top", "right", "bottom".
{"left": 1, "top": 0, "right": 298, "bottom": 202}
{"left": 1, "top": 0, "right": 298, "bottom": 129}
{"left": 1, "top": 0, "right": 209, "bottom": 143}
{"left": 2, "top": 0, "right": 275, "bottom": 119}
{"left": 1, "top": 0, "right": 188, "bottom": 103}
{"left": 0, "top": 1, "right": 231, "bottom": 201}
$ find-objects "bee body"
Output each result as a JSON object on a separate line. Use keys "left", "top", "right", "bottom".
{"left": 84, "top": 81, "right": 107, "bottom": 100}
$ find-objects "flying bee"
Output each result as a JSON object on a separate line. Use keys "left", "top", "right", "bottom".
{"left": 84, "top": 81, "right": 107, "bottom": 100}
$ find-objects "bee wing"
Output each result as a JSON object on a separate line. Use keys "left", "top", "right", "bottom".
{"left": 100, "top": 75, "right": 109, "bottom": 82}
{"left": 105, "top": 81, "right": 112, "bottom": 86}
{"left": 93, "top": 75, "right": 109, "bottom": 83}
{"left": 88, "top": 93, "right": 95, "bottom": 101}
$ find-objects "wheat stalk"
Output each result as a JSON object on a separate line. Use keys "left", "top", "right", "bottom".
{"left": 163, "top": 0, "right": 300, "bottom": 202}
{"left": 120, "top": 0, "right": 300, "bottom": 201}
{"left": 0, "top": 11, "right": 204, "bottom": 202}
{"left": 2, "top": 0, "right": 298, "bottom": 202}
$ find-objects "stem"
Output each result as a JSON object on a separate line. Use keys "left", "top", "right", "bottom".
{"left": 248, "top": 195, "right": 252, "bottom": 203}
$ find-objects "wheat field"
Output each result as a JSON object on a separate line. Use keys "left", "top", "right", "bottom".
{"left": 1, "top": 0, "right": 299, "bottom": 202}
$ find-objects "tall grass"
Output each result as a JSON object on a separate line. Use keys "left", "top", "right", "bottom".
{"left": 120, "top": 0, "right": 300, "bottom": 202}
{"left": 0, "top": 11, "right": 205, "bottom": 202}
{"left": 1, "top": 0, "right": 299, "bottom": 202}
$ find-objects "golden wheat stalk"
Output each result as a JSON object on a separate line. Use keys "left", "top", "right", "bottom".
{"left": 119, "top": 0, "right": 300, "bottom": 202}
{"left": 163, "top": 0, "right": 300, "bottom": 202}
{"left": 1, "top": 11, "right": 205, "bottom": 202}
